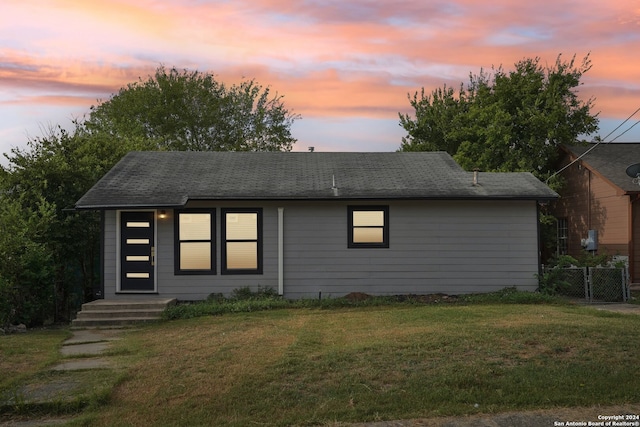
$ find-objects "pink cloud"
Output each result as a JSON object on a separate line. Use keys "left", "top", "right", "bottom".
{"left": 1, "top": 0, "right": 639, "bottom": 155}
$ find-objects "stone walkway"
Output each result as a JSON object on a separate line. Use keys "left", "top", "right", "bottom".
{"left": 0, "top": 329, "right": 126, "bottom": 427}
{"left": 51, "top": 329, "right": 123, "bottom": 371}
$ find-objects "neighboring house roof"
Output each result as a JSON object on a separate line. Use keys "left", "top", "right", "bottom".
{"left": 75, "top": 151, "right": 558, "bottom": 209}
{"left": 563, "top": 143, "right": 640, "bottom": 193}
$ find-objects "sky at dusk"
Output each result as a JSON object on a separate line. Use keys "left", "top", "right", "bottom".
{"left": 1, "top": 0, "right": 640, "bottom": 163}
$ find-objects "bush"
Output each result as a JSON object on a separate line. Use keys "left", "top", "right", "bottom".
{"left": 163, "top": 296, "right": 289, "bottom": 320}
{"left": 230, "top": 285, "right": 279, "bottom": 301}
{"left": 163, "top": 286, "right": 565, "bottom": 321}
{"left": 0, "top": 196, "right": 56, "bottom": 327}
{"left": 163, "top": 286, "right": 286, "bottom": 320}
{"left": 0, "top": 277, "right": 14, "bottom": 328}
{"left": 538, "top": 251, "right": 624, "bottom": 298}
{"left": 538, "top": 268, "right": 576, "bottom": 296}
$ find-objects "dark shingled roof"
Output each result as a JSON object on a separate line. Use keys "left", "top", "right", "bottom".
{"left": 564, "top": 143, "right": 640, "bottom": 193}
{"left": 75, "top": 151, "right": 558, "bottom": 209}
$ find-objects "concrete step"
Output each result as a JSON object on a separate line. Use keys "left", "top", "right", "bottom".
{"left": 71, "top": 317, "right": 162, "bottom": 328}
{"left": 79, "top": 299, "right": 175, "bottom": 312}
{"left": 75, "top": 309, "right": 164, "bottom": 319}
{"left": 72, "top": 298, "right": 176, "bottom": 329}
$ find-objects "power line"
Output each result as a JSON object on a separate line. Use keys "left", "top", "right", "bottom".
{"left": 601, "top": 106, "right": 640, "bottom": 142}
{"left": 545, "top": 106, "right": 640, "bottom": 183}
{"left": 608, "top": 119, "right": 640, "bottom": 143}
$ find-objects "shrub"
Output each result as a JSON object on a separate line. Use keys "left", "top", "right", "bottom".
{"left": 0, "top": 277, "right": 14, "bottom": 328}
{"left": 538, "top": 251, "right": 624, "bottom": 297}
{"left": 0, "top": 195, "right": 56, "bottom": 327}
{"left": 163, "top": 286, "right": 565, "bottom": 321}
{"left": 163, "top": 286, "right": 285, "bottom": 320}
{"left": 538, "top": 267, "right": 575, "bottom": 296}
{"left": 230, "top": 285, "right": 279, "bottom": 301}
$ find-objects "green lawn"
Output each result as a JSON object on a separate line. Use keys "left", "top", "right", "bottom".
{"left": 0, "top": 329, "right": 70, "bottom": 394}
{"left": 68, "top": 303, "right": 640, "bottom": 426}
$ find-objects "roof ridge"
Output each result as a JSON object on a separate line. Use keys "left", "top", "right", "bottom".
{"left": 76, "top": 151, "right": 558, "bottom": 209}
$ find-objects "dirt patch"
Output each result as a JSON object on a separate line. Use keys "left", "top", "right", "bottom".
{"left": 345, "top": 292, "right": 373, "bottom": 301}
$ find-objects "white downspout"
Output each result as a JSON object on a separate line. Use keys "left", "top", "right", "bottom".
{"left": 278, "top": 207, "right": 284, "bottom": 296}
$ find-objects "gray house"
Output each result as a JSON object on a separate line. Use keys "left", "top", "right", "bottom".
{"left": 76, "top": 151, "right": 558, "bottom": 301}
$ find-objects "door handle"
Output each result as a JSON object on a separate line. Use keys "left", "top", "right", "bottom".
{"left": 151, "top": 246, "right": 155, "bottom": 266}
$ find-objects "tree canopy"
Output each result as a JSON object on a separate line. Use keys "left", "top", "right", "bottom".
{"left": 84, "top": 66, "right": 300, "bottom": 152}
{"left": 0, "top": 127, "right": 153, "bottom": 325}
{"left": 0, "top": 66, "right": 300, "bottom": 326}
{"left": 399, "top": 54, "right": 599, "bottom": 181}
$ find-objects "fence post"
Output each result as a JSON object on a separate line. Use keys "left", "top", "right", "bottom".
{"left": 622, "top": 267, "right": 629, "bottom": 302}
{"left": 584, "top": 267, "right": 591, "bottom": 303}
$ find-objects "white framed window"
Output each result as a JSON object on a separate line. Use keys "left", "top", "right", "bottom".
{"left": 557, "top": 217, "right": 568, "bottom": 256}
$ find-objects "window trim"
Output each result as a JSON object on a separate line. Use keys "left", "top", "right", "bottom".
{"left": 348, "top": 206, "right": 389, "bottom": 248}
{"left": 557, "top": 217, "right": 569, "bottom": 256}
{"left": 174, "top": 209, "right": 216, "bottom": 275}
{"left": 221, "top": 208, "right": 263, "bottom": 275}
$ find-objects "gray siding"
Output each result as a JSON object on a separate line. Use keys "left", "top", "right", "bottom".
{"left": 281, "top": 200, "right": 539, "bottom": 298}
{"left": 102, "top": 200, "right": 541, "bottom": 300}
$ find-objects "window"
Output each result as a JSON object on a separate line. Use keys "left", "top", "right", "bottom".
{"left": 222, "top": 208, "right": 263, "bottom": 274}
{"left": 175, "top": 210, "right": 215, "bottom": 274}
{"left": 348, "top": 206, "right": 389, "bottom": 248}
{"left": 557, "top": 217, "right": 568, "bottom": 256}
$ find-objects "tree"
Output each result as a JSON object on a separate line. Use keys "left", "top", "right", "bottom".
{"left": 84, "top": 66, "right": 300, "bottom": 152}
{"left": 0, "top": 127, "right": 154, "bottom": 322}
{"left": 0, "top": 192, "right": 55, "bottom": 327}
{"left": 399, "top": 54, "right": 599, "bottom": 181}
{"left": 1, "top": 67, "right": 299, "bottom": 325}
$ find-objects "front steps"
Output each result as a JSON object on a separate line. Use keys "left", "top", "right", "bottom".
{"left": 72, "top": 298, "right": 177, "bottom": 328}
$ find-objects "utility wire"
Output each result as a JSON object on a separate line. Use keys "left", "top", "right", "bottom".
{"left": 600, "top": 106, "right": 640, "bottom": 142}
{"left": 608, "top": 119, "right": 640, "bottom": 143}
{"left": 545, "top": 106, "right": 640, "bottom": 183}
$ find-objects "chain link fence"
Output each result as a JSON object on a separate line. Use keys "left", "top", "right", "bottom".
{"left": 590, "top": 267, "right": 630, "bottom": 302}
{"left": 542, "top": 266, "right": 630, "bottom": 303}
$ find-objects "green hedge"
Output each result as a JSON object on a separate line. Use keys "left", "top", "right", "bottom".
{"left": 162, "top": 286, "right": 565, "bottom": 321}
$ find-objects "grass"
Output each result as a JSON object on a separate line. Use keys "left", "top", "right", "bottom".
{"left": 2, "top": 291, "right": 638, "bottom": 426}
{"left": 0, "top": 329, "right": 70, "bottom": 394}
{"left": 0, "top": 328, "right": 127, "bottom": 418}
{"left": 69, "top": 302, "right": 640, "bottom": 426}
{"left": 162, "top": 287, "right": 563, "bottom": 320}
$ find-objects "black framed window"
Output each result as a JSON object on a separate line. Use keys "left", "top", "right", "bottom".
{"left": 175, "top": 210, "right": 216, "bottom": 275}
{"left": 348, "top": 206, "right": 389, "bottom": 248}
{"left": 222, "top": 208, "right": 263, "bottom": 274}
